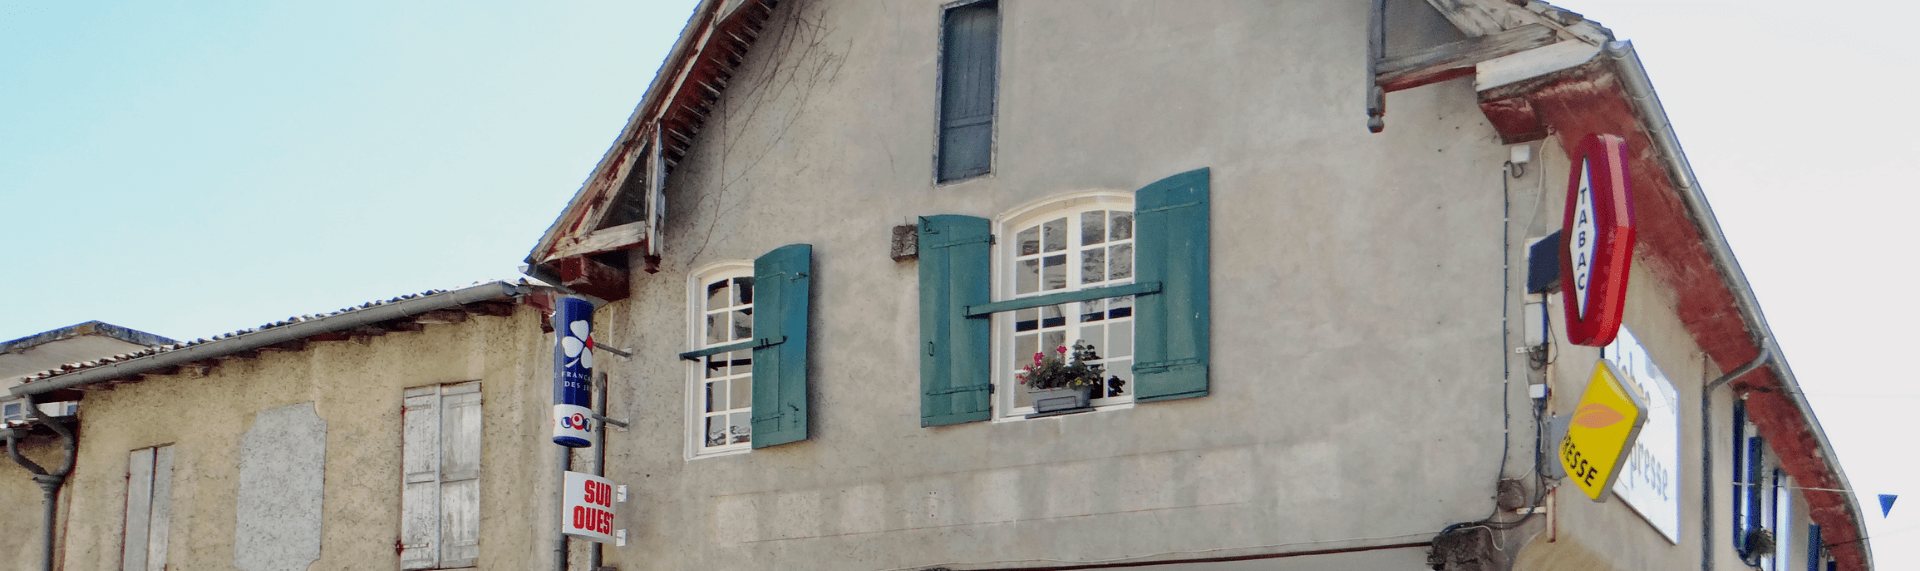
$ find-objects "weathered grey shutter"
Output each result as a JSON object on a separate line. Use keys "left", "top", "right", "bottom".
{"left": 918, "top": 215, "right": 993, "bottom": 425}
{"left": 439, "top": 382, "right": 482, "bottom": 567}
{"left": 145, "top": 446, "right": 173, "bottom": 571}
{"left": 937, "top": 1, "right": 999, "bottom": 182}
{"left": 399, "top": 388, "right": 441, "bottom": 570}
{"left": 751, "top": 244, "right": 811, "bottom": 448}
{"left": 1132, "top": 168, "right": 1212, "bottom": 402}
{"left": 121, "top": 448, "right": 154, "bottom": 571}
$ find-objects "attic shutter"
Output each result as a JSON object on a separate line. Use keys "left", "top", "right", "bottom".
{"left": 399, "top": 389, "right": 441, "bottom": 570}
{"left": 937, "top": 1, "right": 999, "bottom": 182}
{"left": 751, "top": 244, "right": 811, "bottom": 448}
{"left": 1132, "top": 168, "right": 1212, "bottom": 402}
{"left": 918, "top": 215, "right": 993, "bottom": 426}
{"left": 439, "top": 382, "right": 482, "bottom": 567}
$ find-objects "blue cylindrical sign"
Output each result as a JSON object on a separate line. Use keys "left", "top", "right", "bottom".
{"left": 552, "top": 297, "right": 595, "bottom": 447}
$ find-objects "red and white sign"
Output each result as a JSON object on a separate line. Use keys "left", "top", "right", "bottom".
{"left": 1560, "top": 133, "right": 1635, "bottom": 346}
{"left": 562, "top": 471, "right": 618, "bottom": 543}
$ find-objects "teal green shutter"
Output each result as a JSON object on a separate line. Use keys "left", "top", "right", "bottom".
{"left": 751, "top": 244, "right": 810, "bottom": 448}
{"left": 918, "top": 215, "right": 993, "bottom": 426}
{"left": 1133, "top": 168, "right": 1211, "bottom": 402}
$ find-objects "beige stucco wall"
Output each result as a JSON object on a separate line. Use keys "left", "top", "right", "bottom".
{"left": 53, "top": 306, "right": 554, "bottom": 571}
{"left": 590, "top": 0, "right": 1539, "bottom": 569}
{"left": 1, "top": 434, "right": 71, "bottom": 571}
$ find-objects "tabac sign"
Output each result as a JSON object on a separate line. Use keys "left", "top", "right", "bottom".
{"left": 1558, "top": 359, "right": 1649, "bottom": 502}
{"left": 1560, "top": 134, "right": 1635, "bottom": 346}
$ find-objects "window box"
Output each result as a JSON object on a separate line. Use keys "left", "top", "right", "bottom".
{"left": 1027, "top": 385, "right": 1095, "bottom": 416}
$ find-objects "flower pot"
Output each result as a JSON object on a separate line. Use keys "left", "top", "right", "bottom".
{"left": 1029, "top": 385, "right": 1095, "bottom": 414}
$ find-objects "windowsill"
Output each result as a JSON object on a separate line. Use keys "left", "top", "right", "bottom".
{"left": 993, "top": 401, "right": 1134, "bottom": 423}
{"left": 688, "top": 446, "right": 752, "bottom": 461}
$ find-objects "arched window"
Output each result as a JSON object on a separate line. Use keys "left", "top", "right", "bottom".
{"left": 993, "top": 192, "right": 1136, "bottom": 417}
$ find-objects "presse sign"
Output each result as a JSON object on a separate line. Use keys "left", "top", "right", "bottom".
{"left": 1559, "top": 359, "right": 1648, "bottom": 502}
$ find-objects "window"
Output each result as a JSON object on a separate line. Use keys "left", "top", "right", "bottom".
{"left": 400, "top": 381, "right": 481, "bottom": 570}
{"left": 1, "top": 400, "right": 22, "bottom": 424}
{"left": 1734, "top": 400, "right": 1779, "bottom": 567}
{"left": 992, "top": 194, "right": 1137, "bottom": 416}
{"left": 936, "top": 0, "right": 999, "bottom": 183}
{"left": 680, "top": 245, "right": 813, "bottom": 458}
{"left": 919, "top": 168, "right": 1212, "bottom": 426}
{"left": 690, "top": 263, "right": 757, "bottom": 455}
{"left": 122, "top": 445, "right": 174, "bottom": 571}
{"left": 1773, "top": 468, "right": 1794, "bottom": 571}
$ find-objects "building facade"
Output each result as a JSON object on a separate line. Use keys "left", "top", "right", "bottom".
{"left": 521, "top": 0, "right": 1871, "bottom": 570}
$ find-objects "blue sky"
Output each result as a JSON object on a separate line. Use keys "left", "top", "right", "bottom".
{"left": 3, "top": 0, "right": 1913, "bottom": 564}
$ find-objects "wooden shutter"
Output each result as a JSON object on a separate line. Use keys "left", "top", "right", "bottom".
{"left": 399, "top": 389, "right": 441, "bottom": 570}
{"left": 937, "top": 1, "right": 999, "bottom": 182}
{"left": 145, "top": 446, "right": 173, "bottom": 571}
{"left": 121, "top": 448, "right": 153, "bottom": 571}
{"left": 440, "top": 382, "right": 482, "bottom": 567}
{"left": 751, "top": 244, "right": 811, "bottom": 448}
{"left": 1132, "top": 168, "right": 1212, "bottom": 402}
{"left": 918, "top": 215, "right": 993, "bottom": 426}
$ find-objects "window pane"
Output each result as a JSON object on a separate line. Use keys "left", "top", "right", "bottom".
{"left": 706, "top": 416, "right": 728, "bottom": 447}
{"left": 706, "top": 313, "right": 727, "bottom": 345}
{"left": 1081, "top": 298, "right": 1105, "bottom": 322}
{"left": 728, "top": 412, "right": 752, "bottom": 444}
{"left": 1110, "top": 212, "right": 1133, "bottom": 240}
{"left": 734, "top": 277, "right": 755, "bottom": 305}
{"left": 1109, "top": 295, "right": 1134, "bottom": 319}
{"left": 1103, "top": 362, "right": 1133, "bottom": 398}
{"left": 1082, "top": 211, "right": 1106, "bottom": 245}
{"left": 707, "top": 280, "right": 730, "bottom": 311}
{"left": 732, "top": 309, "right": 753, "bottom": 341}
{"left": 1014, "top": 308, "right": 1039, "bottom": 332}
{"left": 1040, "top": 305, "right": 1066, "bottom": 329}
{"left": 1042, "top": 218, "right": 1067, "bottom": 252}
{"left": 705, "top": 355, "right": 727, "bottom": 378}
{"left": 1043, "top": 255, "right": 1066, "bottom": 290}
{"left": 1014, "top": 333, "right": 1037, "bottom": 368}
{"left": 1109, "top": 322, "right": 1133, "bottom": 358}
{"left": 1109, "top": 244, "right": 1133, "bottom": 280}
{"left": 706, "top": 381, "right": 724, "bottom": 412}
{"left": 730, "top": 378, "right": 751, "bottom": 413}
{"left": 1017, "top": 226, "right": 1039, "bottom": 256}
{"left": 728, "top": 350, "right": 753, "bottom": 376}
{"left": 1081, "top": 248, "right": 1105, "bottom": 284}
{"left": 1042, "top": 330, "right": 1065, "bottom": 355}
{"left": 1014, "top": 382, "right": 1034, "bottom": 409}
{"left": 1017, "top": 259, "right": 1039, "bottom": 294}
{"left": 1079, "top": 324, "right": 1105, "bottom": 358}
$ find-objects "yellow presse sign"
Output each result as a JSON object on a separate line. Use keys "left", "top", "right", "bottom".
{"left": 1558, "top": 359, "right": 1648, "bottom": 501}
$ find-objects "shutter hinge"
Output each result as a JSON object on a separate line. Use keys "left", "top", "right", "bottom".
{"left": 989, "top": 384, "right": 995, "bottom": 395}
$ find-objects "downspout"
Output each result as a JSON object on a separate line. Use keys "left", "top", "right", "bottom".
{"left": 587, "top": 371, "right": 609, "bottom": 571}
{"left": 1700, "top": 346, "right": 1773, "bottom": 571}
{"left": 1603, "top": 41, "right": 1871, "bottom": 570}
{"left": 5, "top": 395, "right": 79, "bottom": 571}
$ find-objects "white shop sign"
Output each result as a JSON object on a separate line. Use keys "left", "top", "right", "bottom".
{"left": 562, "top": 471, "right": 620, "bottom": 543}
{"left": 1603, "top": 327, "right": 1681, "bottom": 543}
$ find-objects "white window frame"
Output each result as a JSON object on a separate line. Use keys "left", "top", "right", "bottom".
{"left": 991, "top": 191, "right": 1137, "bottom": 420}
{"left": 686, "top": 261, "right": 756, "bottom": 459}
{"left": 1, "top": 399, "right": 23, "bottom": 425}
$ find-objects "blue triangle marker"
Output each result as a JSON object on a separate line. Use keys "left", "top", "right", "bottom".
{"left": 1879, "top": 494, "right": 1897, "bottom": 518}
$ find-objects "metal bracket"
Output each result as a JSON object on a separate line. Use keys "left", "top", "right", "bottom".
{"left": 616, "top": 485, "right": 628, "bottom": 503}
{"left": 596, "top": 345, "right": 634, "bottom": 360}
{"left": 590, "top": 412, "right": 630, "bottom": 431}
{"left": 615, "top": 529, "right": 628, "bottom": 547}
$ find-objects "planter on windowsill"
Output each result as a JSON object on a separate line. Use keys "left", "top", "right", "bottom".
{"left": 1026, "top": 385, "right": 1095, "bottom": 418}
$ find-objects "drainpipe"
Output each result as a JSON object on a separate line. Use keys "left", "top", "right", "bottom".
{"left": 1700, "top": 346, "right": 1772, "bottom": 571}
{"left": 555, "top": 443, "right": 571, "bottom": 571}
{"left": 5, "top": 395, "right": 79, "bottom": 571}
{"left": 587, "top": 371, "right": 609, "bottom": 571}
{"left": 1603, "top": 41, "right": 1871, "bottom": 570}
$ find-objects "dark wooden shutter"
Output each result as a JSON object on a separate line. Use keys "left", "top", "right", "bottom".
{"left": 751, "top": 244, "right": 811, "bottom": 448}
{"left": 1133, "top": 168, "right": 1212, "bottom": 402}
{"left": 937, "top": 1, "right": 998, "bottom": 182}
{"left": 918, "top": 215, "right": 993, "bottom": 425}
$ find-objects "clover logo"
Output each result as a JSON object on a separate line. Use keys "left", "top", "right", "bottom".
{"left": 561, "top": 320, "right": 593, "bottom": 370}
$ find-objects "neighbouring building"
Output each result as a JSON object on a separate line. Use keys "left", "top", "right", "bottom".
{"left": 6, "top": 282, "right": 574, "bottom": 571}
{"left": 516, "top": 1, "right": 1872, "bottom": 571}
{"left": 2, "top": 321, "right": 172, "bottom": 571}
